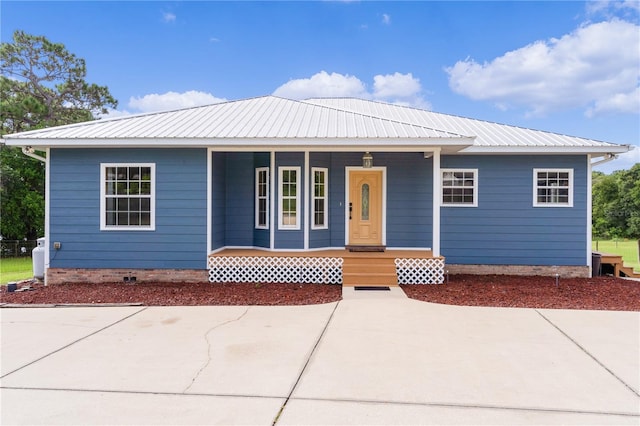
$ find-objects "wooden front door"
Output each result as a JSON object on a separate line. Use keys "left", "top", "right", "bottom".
{"left": 349, "top": 170, "right": 382, "bottom": 246}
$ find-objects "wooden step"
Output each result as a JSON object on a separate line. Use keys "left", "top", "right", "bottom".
{"left": 596, "top": 252, "right": 640, "bottom": 278}
{"left": 342, "top": 256, "right": 398, "bottom": 287}
{"left": 620, "top": 265, "right": 640, "bottom": 279}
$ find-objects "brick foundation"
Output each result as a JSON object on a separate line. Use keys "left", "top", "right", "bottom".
{"left": 444, "top": 264, "right": 590, "bottom": 278}
{"left": 46, "top": 268, "right": 208, "bottom": 285}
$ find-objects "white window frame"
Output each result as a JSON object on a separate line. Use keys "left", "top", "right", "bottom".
{"left": 279, "top": 166, "right": 301, "bottom": 230}
{"left": 533, "top": 168, "right": 574, "bottom": 207}
{"left": 255, "top": 167, "right": 269, "bottom": 229}
{"left": 311, "top": 167, "right": 328, "bottom": 230}
{"left": 100, "top": 163, "right": 156, "bottom": 231}
{"left": 441, "top": 169, "right": 478, "bottom": 207}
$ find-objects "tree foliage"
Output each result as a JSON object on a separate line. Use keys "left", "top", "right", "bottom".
{"left": 592, "top": 163, "right": 640, "bottom": 241}
{"left": 1, "top": 30, "right": 117, "bottom": 240}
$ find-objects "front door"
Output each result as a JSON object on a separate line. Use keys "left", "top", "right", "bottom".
{"left": 349, "top": 170, "right": 382, "bottom": 246}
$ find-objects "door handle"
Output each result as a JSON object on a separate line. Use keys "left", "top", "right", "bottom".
{"left": 349, "top": 203, "right": 352, "bottom": 220}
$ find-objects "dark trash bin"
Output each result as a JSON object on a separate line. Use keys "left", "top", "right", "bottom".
{"left": 592, "top": 252, "right": 602, "bottom": 277}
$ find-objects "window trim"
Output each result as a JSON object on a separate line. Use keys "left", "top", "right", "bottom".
{"left": 100, "top": 163, "right": 156, "bottom": 231}
{"left": 255, "top": 167, "right": 269, "bottom": 229}
{"left": 441, "top": 168, "right": 478, "bottom": 207}
{"left": 311, "top": 167, "right": 328, "bottom": 230}
{"left": 278, "top": 166, "right": 301, "bottom": 230}
{"left": 533, "top": 168, "right": 574, "bottom": 207}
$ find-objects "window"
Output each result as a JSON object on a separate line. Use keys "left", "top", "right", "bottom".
{"left": 441, "top": 169, "right": 477, "bottom": 207}
{"left": 312, "top": 167, "right": 328, "bottom": 229}
{"left": 255, "top": 167, "right": 269, "bottom": 229}
{"left": 101, "top": 163, "right": 155, "bottom": 230}
{"left": 534, "top": 169, "right": 573, "bottom": 207}
{"left": 279, "top": 167, "right": 300, "bottom": 229}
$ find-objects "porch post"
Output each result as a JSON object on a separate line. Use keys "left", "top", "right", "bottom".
{"left": 304, "top": 151, "right": 309, "bottom": 250}
{"left": 270, "top": 151, "right": 275, "bottom": 250}
{"left": 432, "top": 148, "right": 441, "bottom": 257}
{"left": 587, "top": 154, "right": 593, "bottom": 276}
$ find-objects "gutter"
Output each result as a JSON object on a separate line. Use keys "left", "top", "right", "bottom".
{"left": 21, "top": 146, "right": 47, "bottom": 163}
{"left": 590, "top": 153, "right": 618, "bottom": 167}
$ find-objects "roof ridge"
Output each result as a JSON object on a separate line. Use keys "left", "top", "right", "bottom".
{"left": 299, "top": 98, "right": 473, "bottom": 139}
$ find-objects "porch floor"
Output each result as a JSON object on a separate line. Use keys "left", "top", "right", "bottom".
{"left": 208, "top": 249, "right": 445, "bottom": 285}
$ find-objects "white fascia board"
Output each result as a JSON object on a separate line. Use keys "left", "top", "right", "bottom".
{"left": 459, "top": 145, "right": 632, "bottom": 155}
{"left": 3, "top": 137, "right": 476, "bottom": 150}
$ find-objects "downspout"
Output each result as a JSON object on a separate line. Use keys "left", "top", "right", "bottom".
{"left": 20, "top": 146, "right": 49, "bottom": 285}
{"left": 590, "top": 153, "right": 618, "bottom": 168}
{"left": 21, "top": 146, "right": 47, "bottom": 163}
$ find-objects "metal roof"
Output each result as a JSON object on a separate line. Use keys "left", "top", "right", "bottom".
{"left": 2, "top": 95, "right": 631, "bottom": 155}
{"left": 2, "top": 96, "right": 471, "bottom": 145}
{"left": 304, "top": 98, "right": 631, "bottom": 154}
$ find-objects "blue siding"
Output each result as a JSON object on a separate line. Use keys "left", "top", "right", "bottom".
{"left": 50, "top": 148, "right": 207, "bottom": 269}
{"left": 441, "top": 155, "right": 588, "bottom": 266}
{"left": 385, "top": 153, "right": 433, "bottom": 248}
{"left": 224, "top": 153, "right": 254, "bottom": 246}
{"left": 212, "top": 152, "right": 226, "bottom": 250}
{"left": 274, "top": 152, "right": 305, "bottom": 249}
{"left": 309, "top": 152, "right": 331, "bottom": 248}
{"left": 253, "top": 153, "right": 271, "bottom": 248}
{"left": 327, "top": 152, "right": 433, "bottom": 248}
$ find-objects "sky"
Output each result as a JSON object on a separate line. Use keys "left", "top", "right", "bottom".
{"left": 2, "top": 0, "right": 639, "bottom": 173}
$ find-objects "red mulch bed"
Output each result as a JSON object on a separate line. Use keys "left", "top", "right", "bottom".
{"left": 1, "top": 275, "right": 639, "bottom": 310}
{"left": 0, "top": 282, "right": 342, "bottom": 306}
{"left": 402, "top": 275, "right": 640, "bottom": 311}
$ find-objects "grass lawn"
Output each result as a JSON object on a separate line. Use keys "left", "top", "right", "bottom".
{"left": 0, "top": 257, "right": 33, "bottom": 284}
{"left": 592, "top": 239, "right": 640, "bottom": 272}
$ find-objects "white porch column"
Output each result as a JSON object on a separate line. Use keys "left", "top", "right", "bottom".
{"left": 587, "top": 154, "right": 593, "bottom": 276}
{"left": 432, "top": 149, "right": 441, "bottom": 257}
{"left": 304, "top": 151, "right": 310, "bottom": 250}
{"left": 270, "top": 151, "right": 276, "bottom": 250}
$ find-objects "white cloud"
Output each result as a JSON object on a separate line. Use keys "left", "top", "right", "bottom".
{"left": 162, "top": 12, "right": 176, "bottom": 23}
{"left": 128, "top": 91, "right": 226, "bottom": 113}
{"left": 273, "top": 71, "right": 368, "bottom": 99}
{"left": 446, "top": 19, "right": 640, "bottom": 117}
{"left": 382, "top": 13, "right": 391, "bottom": 25}
{"left": 587, "top": 0, "right": 640, "bottom": 17}
{"left": 273, "top": 71, "right": 430, "bottom": 108}
{"left": 373, "top": 72, "right": 421, "bottom": 99}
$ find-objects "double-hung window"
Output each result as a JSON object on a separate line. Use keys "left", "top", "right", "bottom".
{"left": 441, "top": 169, "right": 478, "bottom": 207}
{"left": 311, "top": 167, "right": 328, "bottom": 229}
{"left": 101, "top": 163, "right": 155, "bottom": 230}
{"left": 279, "top": 166, "right": 300, "bottom": 229}
{"left": 255, "top": 167, "right": 269, "bottom": 229}
{"left": 533, "top": 169, "right": 573, "bottom": 207}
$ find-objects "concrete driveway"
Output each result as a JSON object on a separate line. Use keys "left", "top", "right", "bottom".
{"left": 1, "top": 298, "right": 639, "bottom": 425}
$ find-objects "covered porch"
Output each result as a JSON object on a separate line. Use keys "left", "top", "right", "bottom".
{"left": 208, "top": 248, "right": 445, "bottom": 285}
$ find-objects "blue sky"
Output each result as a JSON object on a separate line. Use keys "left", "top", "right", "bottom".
{"left": 2, "top": 1, "right": 639, "bottom": 172}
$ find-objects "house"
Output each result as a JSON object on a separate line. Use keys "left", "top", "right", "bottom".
{"left": 2, "top": 96, "right": 632, "bottom": 285}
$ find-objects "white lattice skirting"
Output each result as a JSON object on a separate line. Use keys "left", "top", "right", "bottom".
{"left": 208, "top": 256, "right": 343, "bottom": 284}
{"left": 395, "top": 257, "right": 445, "bottom": 284}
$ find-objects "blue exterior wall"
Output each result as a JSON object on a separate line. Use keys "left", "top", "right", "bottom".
{"left": 211, "top": 152, "right": 226, "bottom": 250}
{"left": 223, "top": 153, "right": 254, "bottom": 247}
{"left": 253, "top": 153, "right": 270, "bottom": 248}
{"left": 440, "top": 155, "right": 588, "bottom": 266}
{"left": 327, "top": 152, "right": 433, "bottom": 248}
{"left": 49, "top": 148, "right": 208, "bottom": 269}
{"left": 274, "top": 152, "right": 305, "bottom": 249}
{"left": 50, "top": 148, "right": 589, "bottom": 269}
{"left": 309, "top": 152, "right": 331, "bottom": 248}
